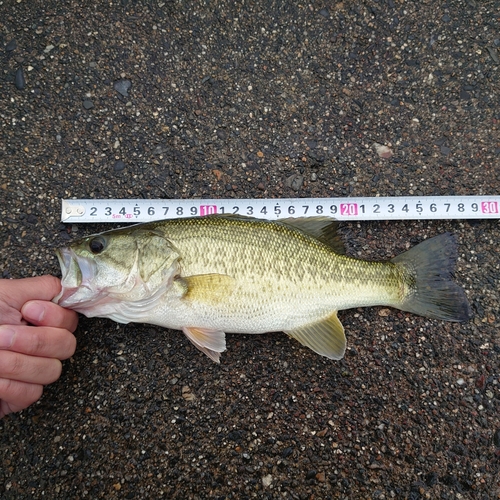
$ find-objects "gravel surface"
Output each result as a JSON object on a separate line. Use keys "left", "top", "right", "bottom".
{"left": 1, "top": 0, "right": 499, "bottom": 498}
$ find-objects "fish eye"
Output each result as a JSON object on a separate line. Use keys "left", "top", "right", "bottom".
{"left": 89, "top": 236, "right": 106, "bottom": 254}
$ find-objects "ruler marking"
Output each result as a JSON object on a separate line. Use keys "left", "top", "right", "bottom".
{"left": 61, "top": 197, "right": 500, "bottom": 223}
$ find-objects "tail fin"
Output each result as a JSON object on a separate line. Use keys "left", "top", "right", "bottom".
{"left": 391, "top": 233, "right": 472, "bottom": 322}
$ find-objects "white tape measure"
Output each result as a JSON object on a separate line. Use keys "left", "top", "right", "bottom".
{"left": 61, "top": 196, "right": 500, "bottom": 223}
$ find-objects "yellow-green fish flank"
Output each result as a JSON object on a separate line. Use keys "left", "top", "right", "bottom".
{"left": 54, "top": 215, "right": 471, "bottom": 362}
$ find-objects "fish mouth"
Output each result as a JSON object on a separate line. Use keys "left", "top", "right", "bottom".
{"left": 53, "top": 247, "right": 97, "bottom": 306}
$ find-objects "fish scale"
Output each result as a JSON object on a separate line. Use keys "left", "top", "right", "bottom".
{"left": 156, "top": 218, "right": 371, "bottom": 316}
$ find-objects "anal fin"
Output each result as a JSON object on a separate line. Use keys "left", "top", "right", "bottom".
{"left": 284, "top": 312, "right": 346, "bottom": 360}
{"left": 182, "top": 326, "right": 226, "bottom": 363}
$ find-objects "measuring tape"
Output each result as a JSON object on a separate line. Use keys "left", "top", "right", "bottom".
{"left": 61, "top": 196, "right": 500, "bottom": 223}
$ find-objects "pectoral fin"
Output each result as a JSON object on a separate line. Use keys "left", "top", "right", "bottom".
{"left": 284, "top": 312, "right": 346, "bottom": 360}
{"left": 180, "top": 274, "right": 236, "bottom": 306}
{"left": 182, "top": 326, "right": 226, "bottom": 363}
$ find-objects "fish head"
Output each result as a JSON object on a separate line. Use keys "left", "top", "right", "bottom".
{"left": 54, "top": 226, "right": 180, "bottom": 318}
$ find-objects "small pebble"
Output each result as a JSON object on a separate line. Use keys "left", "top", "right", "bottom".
{"left": 459, "top": 88, "right": 471, "bottom": 100}
{"left": 83, "top": 99, "right": 94, "bottom": 110}
{"left": 15, "top": 67, "right": 25, "bottom": 90}
{"left": 114, "top": 79, "right": 132, "bottom": 97}
{"left": 181, "top": 385, "right": 196, "bottom": 401}
{"left": 114, "top": 160, "right": 126, "bottom": 172}
{"left": 306, "top": 470, "right": 317, "bottom": 480}
{"left": 285, "top": 173, "right": 304, "bottom": 191}
{"left": 374, "top": 143, "right": 393, "bottom": 159}
{"left": 486, "top": 46, "right": 499, "bottom": 64}
{"left": 262, "top": 474, "right": 272, "bottom": 487}
{"left": 316, "top": 472, "right": 326, "bottom": 483}
{"left": 5, "top": 39, "right": 17, "bottom": 52}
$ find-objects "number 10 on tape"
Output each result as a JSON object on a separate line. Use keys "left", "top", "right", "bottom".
{"left": 61, "top": 196, "right": 500, "bottom": 223}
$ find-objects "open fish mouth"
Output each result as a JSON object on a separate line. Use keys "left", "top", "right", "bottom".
{"left": 53, "top": 248, "right": 97, "bottom": 306}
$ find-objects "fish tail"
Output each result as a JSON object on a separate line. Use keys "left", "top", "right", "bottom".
{"left": 391, "top": 233, "right": 472, "bottom": 322}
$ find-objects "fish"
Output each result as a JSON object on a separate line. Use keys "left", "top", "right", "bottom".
{"left": 54, "top": 216, "right": 472, "bottom": 363}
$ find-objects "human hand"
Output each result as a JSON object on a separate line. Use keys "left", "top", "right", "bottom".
{"left": 0, "top": 276, "right": 78, "bottom": 418}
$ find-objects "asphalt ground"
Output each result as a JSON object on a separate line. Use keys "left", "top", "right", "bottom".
{"left": 1, "top": 0, "right": 499, "bottom": 498}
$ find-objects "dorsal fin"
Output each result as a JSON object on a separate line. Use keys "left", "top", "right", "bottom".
{"left": 279, "top": 217, "right": 345, "bottom": 254}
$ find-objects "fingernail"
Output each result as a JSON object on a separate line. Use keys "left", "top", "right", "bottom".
{"left": 22, "top": 302, "right": 45, "bottom": 323}
{"left": 0, "top": 327, "right": 15, "bottom": 349}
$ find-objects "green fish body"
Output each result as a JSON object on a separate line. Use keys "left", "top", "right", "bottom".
{"left": 55, "top": 216, "right": 471, "bottom": 362}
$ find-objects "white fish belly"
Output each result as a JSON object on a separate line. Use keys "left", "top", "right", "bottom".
{"left": 146, "top": 273, "right": 399, "bottom": 334}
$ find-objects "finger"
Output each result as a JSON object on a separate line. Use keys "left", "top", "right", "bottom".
{"left": 0, "top": 379, "right": 43, "bottom": 418}
{"left": 0, "top": 276, "right": 62, "bottom": 312}
{"left": 0, "top": 350, "right": 62, "bottom": 385}
{"left": 0, "top": 325, "right": 76, "bottom": 360}
{"left": 22, "top": 300, "right": 79, "bottom": 332}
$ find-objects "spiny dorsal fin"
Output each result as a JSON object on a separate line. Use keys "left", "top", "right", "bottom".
{"left": 284, "top": 311, "right": 346, "bottom": 360}
{"left": 279, "top": 217, "right": 345, "bottom": 254}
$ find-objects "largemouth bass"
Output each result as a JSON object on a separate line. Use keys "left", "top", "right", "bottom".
{"left": 54, "top": 216, "right": 471, "bottom": 362}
